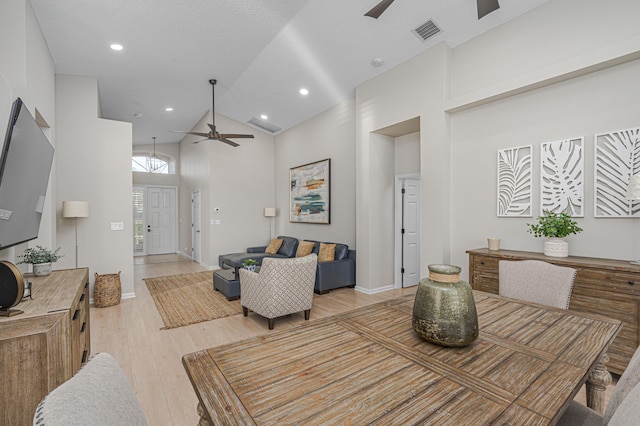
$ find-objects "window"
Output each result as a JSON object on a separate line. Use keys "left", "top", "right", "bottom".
{"left": 132, "top": 186, "right": 145, "bottom": 254}
{"left": 132, "top": 152, "right": 174, "bottom": 174}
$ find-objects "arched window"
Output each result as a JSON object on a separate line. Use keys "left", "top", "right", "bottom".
{"left": 132, "top": 152, "right": 174, "bottom": 174}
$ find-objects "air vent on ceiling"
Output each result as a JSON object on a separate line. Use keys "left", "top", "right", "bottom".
{"left": 412, "top": 19, "right": 441, "bottom": 42}
{"left": 247, "top": 117, "right": 281, "bottom": 134}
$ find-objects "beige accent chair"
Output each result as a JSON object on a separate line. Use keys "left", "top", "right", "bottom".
{"left": 499, "top": 259, "right": 577, "bottom": 309}
{"left": 557, "top": 344, "right": 640, "bottom": 425}
{"left": 33, "top": 352, "right": 147, "bottom": 426}
{"left": 240, "top": 253, "right": 317, "bottom": 330}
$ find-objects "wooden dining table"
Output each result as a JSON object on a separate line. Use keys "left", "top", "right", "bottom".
{"left": 182, "top": 291, "right": 621, "bottom": 425}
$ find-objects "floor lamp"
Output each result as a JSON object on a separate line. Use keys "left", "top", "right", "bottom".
{"left": 62, "top": 201, "right": 89, "bottom": 268}
{"left": 264, "top": 208, "right": 276, "bottom": 240}
{"left": 627, "top": 173, "right": 640, "bottom": 265}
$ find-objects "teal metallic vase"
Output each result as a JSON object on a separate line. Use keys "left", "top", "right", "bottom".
{"left": 412, "top": 264, "right": 479, "bottom": 347}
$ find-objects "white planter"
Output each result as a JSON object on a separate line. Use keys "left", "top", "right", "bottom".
{"left": 32, "top": 262, "right": 52, "bottom": 276}
{"left": 544, "top": 238, "right": 569, "bottom": 257}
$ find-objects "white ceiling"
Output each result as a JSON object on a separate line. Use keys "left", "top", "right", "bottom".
{"left": 29, "top": 0, "right": 549, "bottom": 146}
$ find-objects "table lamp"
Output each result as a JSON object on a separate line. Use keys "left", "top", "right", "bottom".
{"left": 62, "top": 201, "right": 89, "bottom": 268}
{"left": 626, "top": 173, "right": 640, "bottom": 265}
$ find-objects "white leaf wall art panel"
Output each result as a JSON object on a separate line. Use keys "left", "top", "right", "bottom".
{"left": 594, "top": 127, "right": 640, "bottom": 217}
{"left": 497, "top": 145, "right": 532, "bottom": 217}
{"left": 540, "top": 138, "right": 584, "bottom": 217}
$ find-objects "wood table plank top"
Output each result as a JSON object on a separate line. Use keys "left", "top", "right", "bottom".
{"left": 183, "top": 291, "right": 621, "bottom": 425}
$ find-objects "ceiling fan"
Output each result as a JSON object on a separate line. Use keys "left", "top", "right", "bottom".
{"left": 365, "top": 0, "right": 500, "bottom": 20}
{"left": 172, "top": 79, "right": 254, "bottom": 147}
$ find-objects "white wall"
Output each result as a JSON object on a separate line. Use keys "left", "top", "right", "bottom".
{"left": 395, "top": 132, "right": 420, "bottom": 175}
{"left": 55, "top": 75, "right": 134, "bottom": 298}
{"left": 0, "top": 0, "right": 56, "bottom": 266}
{"left": 356, "top": 43, "right": 450, "bottom": 292}
{"left": 450, "top": 59, "right": 640, "bottom": 272}
{"left": 354, "top": 0, "right": 640, "bottom": 285}
{"left": 179, "top": 112, "right": 275, "bottom": 268}
{"left": 274, "top": 98, "right": 356, "bottom": 246}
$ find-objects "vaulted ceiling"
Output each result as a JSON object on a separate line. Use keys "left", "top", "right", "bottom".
{"left": 30, "top": 0, "right": 549, "bottom": 145}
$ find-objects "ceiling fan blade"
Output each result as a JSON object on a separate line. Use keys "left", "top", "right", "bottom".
{"left": 219, "top": 134, "right": 254, "bottom": 139}
{"left": 191, "top": 138, "right": 209, "bottom": 144}
{"left": 207, "top": 123, "right": 217, "bottom": 133}
{"left": 365, "top": 0, "right": 395, "bottom": 19}
{"left": 171, "top": 130, "right": 211, "bottom": 138}
{"left": 218, "top": 138, "right": 240, "bottom": 147}
{"left": 477, "top": 0, "right": 500, "bottom": 19}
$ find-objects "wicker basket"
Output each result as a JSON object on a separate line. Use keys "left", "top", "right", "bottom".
{"left": 94, "top": 271, "right": 122, "bottom": 308}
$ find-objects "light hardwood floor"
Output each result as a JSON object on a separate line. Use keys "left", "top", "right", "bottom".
{"left": 92, "top": 255, "right": 418, "bottom": 425}
{"left": 92, "top": 254, "right": 616, "bottom": 425}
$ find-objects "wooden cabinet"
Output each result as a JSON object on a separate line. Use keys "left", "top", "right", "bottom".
{"left": 0, "top": 268, "right": 90, "bottom": 426}
{"left": 466, "top": 248, "right": 640, "bottom": 375}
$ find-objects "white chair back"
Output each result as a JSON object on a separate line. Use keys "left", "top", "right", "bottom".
{"left": 499, "top": 260, "right": 576, "bottom": 309}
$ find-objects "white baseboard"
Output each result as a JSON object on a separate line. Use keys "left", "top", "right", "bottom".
{"left": 90, "top": 291, "right": 136, "bottom": 306}
{"left": 354, "top": 284, "right": 395, "bottom": 294}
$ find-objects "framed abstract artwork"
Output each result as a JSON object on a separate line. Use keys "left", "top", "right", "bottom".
{"left": 497, "top": 145, "right": 532, "bottom": 217}
{"left": 594, "top": 127, "right": 640, "bottom": 217}
{"left": 540, "top": 137, "right": 584, "bottom": 217}
{"left": 290, "top": 158, "right": 331, "bottom": 224}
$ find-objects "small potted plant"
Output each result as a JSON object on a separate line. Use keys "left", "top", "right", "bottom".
{"left": 241, "top": 259, "right": 258, "bottom": 272}
{"left": 526, "top": 210, "right": 582, "bottom": 257}
{"left": 18, "top": 245, "right": 64, "bottom": 276}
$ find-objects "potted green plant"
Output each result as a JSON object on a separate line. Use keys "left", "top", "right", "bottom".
{"left": 241, "top": 259, "right": 258, "bottom": 272}
{"left": 18, "top": 245, "right": 64, "bottom": 276}
{"left": 526, "top": 210, "right": 583, "bottom": 257}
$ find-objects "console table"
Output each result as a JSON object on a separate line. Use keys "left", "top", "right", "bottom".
{"left": 0, "top": 268, "right": 90, "bottom": 425}
{"left": 467, "top": 248, "right": 640, "bottom": 376}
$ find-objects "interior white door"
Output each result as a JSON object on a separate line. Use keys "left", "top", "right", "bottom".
{"left": 191, "top": 191, "right": 201, "bottom": 262}
{"left": 402, "top": 178, "right": 420, "bottom": 287}
{"left": 146, "top": 186, "right": 177, "bottom": 255}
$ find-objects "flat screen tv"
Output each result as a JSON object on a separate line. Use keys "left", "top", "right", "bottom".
{"left": 0, "top": 97, "right": 55, "bottom": 251}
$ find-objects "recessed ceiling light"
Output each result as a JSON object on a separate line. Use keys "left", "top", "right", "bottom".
{"left": 260, "top": 114, "right": 268, "bottom": 120}
{"left": 371, "top": 57, "right": 384, "bottom": 67}
{"left": 133, "top": 112, "right": 143, "bottom": 118}
{"left": 165, "top": 107, "right": 173, "bottom": 112}
{"left": 299, "top": 88, "right": 309, "bottom": 96}
{"left": 109, "top": 43, "right": 124, "bottom": 51}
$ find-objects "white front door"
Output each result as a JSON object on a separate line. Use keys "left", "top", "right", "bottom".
{"left": 146, "top": 186, "right": 177, "bottom": 255}
{"left": 191, "top": 191, "right": 201, "bottom": 262}
{"left": 401, "top": 178, "right": 420, "bottom": 287}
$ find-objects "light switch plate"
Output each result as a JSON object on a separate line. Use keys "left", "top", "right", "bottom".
{"left": 110, "top": 222, "right": 124, "bottom": 231}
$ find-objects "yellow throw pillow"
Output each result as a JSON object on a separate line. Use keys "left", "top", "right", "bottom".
{"left": 318, "top": 243, "right": 336, "bottom": 262}
{"left": 296, "top": 240, "right": 315, "bottom": 257}
{"left": 265, "top": 238, "right": 283, "bottom": 255}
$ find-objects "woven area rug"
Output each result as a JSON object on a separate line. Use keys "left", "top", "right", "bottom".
{"left": 144, "top": 271, "right": 242, "bottom": 329}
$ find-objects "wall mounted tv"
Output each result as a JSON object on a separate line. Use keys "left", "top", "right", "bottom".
{"left": 0, "top": 97, "right": 55, "bottom": 250}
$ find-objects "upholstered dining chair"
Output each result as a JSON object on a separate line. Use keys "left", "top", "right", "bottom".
{"left": 498, "top": 259, "right": 577, "bottom": 309}
{"left": 240, "top": 253, "right": 317, "bottom": 330}
{"left": 33, "top": 352, "right": 148, "bottom": 426}
{"left": 557, "top": 344, "right": 640, "bottom": 425}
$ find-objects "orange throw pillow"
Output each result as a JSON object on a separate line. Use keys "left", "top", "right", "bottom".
{"left": 318, "top": 243, "right": 336, "bottom": 262}
{"left": 296, "top": 240, "right": 315, "bottom": 257}
{"left": 265, "top": 238, "right": 283, "bottom": 254}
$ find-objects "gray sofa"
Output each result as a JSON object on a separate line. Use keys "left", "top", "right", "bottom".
{"left": 218, "top": 236, "right": 356, "bottom": 294}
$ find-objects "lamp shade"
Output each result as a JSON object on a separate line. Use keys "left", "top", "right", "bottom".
{"left": 264, "top": 207, "right": 277, "bottom": 217}
{"left": 62, "top": 201, "right": 89, "bottom": 218}
{"left": 627, "top": 174, "right": 640, "bottom": 201}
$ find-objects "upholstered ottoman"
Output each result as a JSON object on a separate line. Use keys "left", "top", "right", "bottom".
{"left": 213, "top": 269, "right": 241, "bottom": 301}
